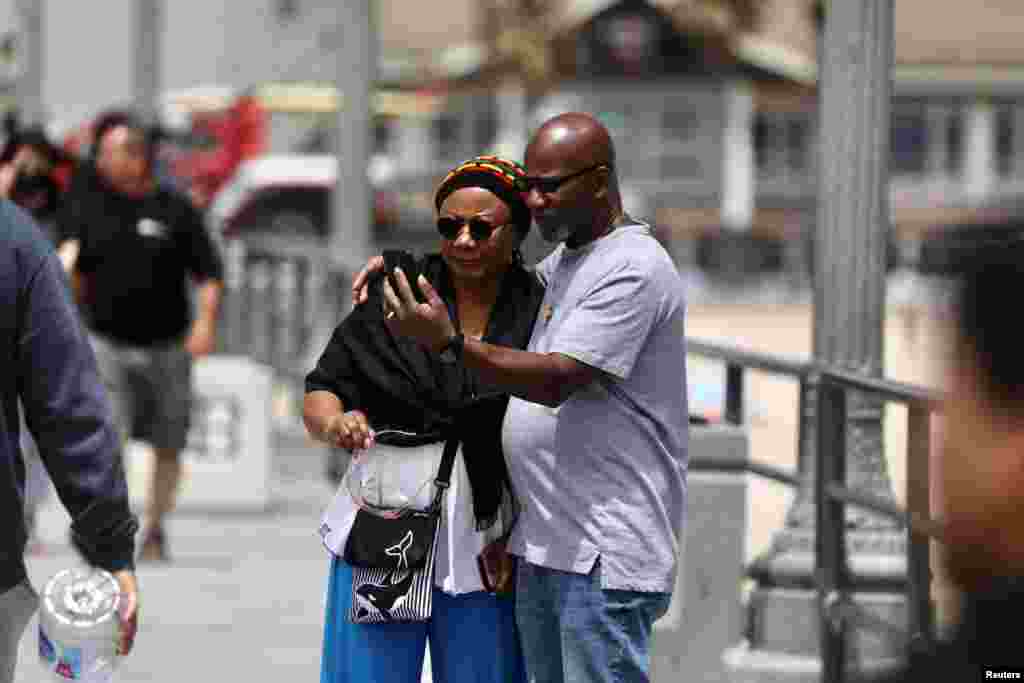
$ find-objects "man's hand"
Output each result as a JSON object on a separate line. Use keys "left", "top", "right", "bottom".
{"left": 185, "top": 319, "right": 216, "bottom": 358}
{"left": 381, "top": 268, "right": 456, "bottom": 353}
{"left": 321, "top": 410, "right": 374, "bottom": 452}
{"left": 112, "top": 570, "right": 139, "bottom": 656}
{"left": 351, "top": 255, "right": 385, "bottom": 306}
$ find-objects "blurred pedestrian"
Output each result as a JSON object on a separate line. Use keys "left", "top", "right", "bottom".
{"left": 0, "top": 114, "right": 71, "bottom": 237}
{"left": 0, "top": 198, "right": 139, "bottom": 683}
{"left": 306, "top": 155, "right": 543, "bottom": 683}
{"left": 56, "top": 109, "right": 225, "bottom": 563}
{"left": 0, "top": 117, "right": 76, "bottom": 554}
{"left": 356, "top": 112, "right": 689, "bottom": 683}
{"left": 864, "top": 240, "right": 1024, "bottom": 681}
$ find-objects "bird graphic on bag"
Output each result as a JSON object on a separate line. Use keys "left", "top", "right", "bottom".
{"left": 355, "top": 531, "right": 416, "bottom": 620}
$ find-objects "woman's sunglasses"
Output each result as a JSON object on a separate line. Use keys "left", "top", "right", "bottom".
{"left": 436, "top": 216, "right": 504, "bottom": 242}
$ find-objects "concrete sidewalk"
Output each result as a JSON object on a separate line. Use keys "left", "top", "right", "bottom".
{"left": 14, "top": 433, "right": 362, "bottom": 682}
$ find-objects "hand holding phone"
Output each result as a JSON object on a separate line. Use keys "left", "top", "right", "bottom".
{"left": 383, "top": 250, "right": 426, "bottom": 304}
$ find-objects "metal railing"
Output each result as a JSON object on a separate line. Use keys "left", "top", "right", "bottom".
{"left": 686, "top": 339, "right": 945, "bottom": 682}
{"left": 815, "top": 368, "right": 943, "bottom": 681}
{"left": 219, "top": 233, "right": 347, "bottom": 379}
{"left": 685, "top": 339, "right": 811, "bottom": 488}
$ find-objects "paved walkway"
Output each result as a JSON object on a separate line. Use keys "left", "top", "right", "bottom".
{"left": 15, "top": 433, "right": 416, "bottom": 682}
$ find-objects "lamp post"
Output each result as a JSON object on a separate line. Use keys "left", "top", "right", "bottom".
{"left": 330, "top": 0, "right": 376, "bottom": 276}
{"left": 134, "top": 0, "right": 160, "bottom": 123}
{"left": 727, "top": 3, "right": 907, "bottom": 679}
{"left": 16, "top": 0, "right": 43, "bottom": 125}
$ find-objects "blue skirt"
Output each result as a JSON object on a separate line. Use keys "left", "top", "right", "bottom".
{"left": 320, "top": 557, "right": 526, "bottom": 683}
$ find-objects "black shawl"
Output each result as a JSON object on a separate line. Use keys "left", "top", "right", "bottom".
{"left": 305, "top": 252, "right": 545, "bottom": 530}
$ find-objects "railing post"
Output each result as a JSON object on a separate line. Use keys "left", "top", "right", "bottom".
{"left": 817, "top": 379, "right": 848, "bottom": 682}
{"left": 789, "top": 372, "right": 816, "bottom": 526}
{"left": 725, "top": 363, "right": 745, "bottom": 424}
{"left": 248, "top": 253, "right": 272, "bottom": 366}
{"left": 906, "top": 403, "right": 935, "bottom": 651}
{"left": 219, "top": 237, "right": 247, "bottom": 356}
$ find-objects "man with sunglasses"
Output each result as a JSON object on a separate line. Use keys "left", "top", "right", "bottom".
{"left": 358, "top": 112, "right": 688, "bottom": 683}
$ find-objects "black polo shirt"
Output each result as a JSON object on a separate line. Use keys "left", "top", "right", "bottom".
{"left": 57, "top": 166, "right": 224, "bottom": 346}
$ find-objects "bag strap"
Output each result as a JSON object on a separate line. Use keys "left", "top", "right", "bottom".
{"left": 428, "top": 437, "right": 460, "bottom": 513}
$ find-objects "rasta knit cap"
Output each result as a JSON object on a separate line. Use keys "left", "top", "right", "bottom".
{"left": 434, "top": 155, "right": 531, "bottom": 239}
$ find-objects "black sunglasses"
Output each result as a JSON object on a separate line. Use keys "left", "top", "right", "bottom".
{"left": 436, "top": 216, "right": 504, "bottom": 241}
{"left": 522, "top": 163, "right": 609, "bottom": 195}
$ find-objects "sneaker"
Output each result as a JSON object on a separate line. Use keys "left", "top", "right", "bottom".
{"left": 138, "top": 528, "right": 169, "bottom": 563}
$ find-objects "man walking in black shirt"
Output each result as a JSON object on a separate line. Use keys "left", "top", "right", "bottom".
{"left": 57, "top": 110, "right": 224, "bottom": 562}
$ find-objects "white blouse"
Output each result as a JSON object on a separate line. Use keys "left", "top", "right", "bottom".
{"left": 319, "top": 440, "right": 504, "bottom": 596}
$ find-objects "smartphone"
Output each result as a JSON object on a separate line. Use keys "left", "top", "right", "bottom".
{"left": 383, "top": 250, "right": 426, "bottom": 304}
{"left": 477, "top": 539, "right": 514, "bottom": 595}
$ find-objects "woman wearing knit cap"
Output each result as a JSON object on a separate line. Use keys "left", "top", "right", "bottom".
{"left": 304, "top": 155, "right": 544, "bottom": 683}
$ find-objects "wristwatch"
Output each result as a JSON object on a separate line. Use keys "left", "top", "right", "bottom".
{"left": 438, "top": 332, "right": 464, "bottom": 364}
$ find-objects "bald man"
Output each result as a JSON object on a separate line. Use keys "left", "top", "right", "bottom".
{"left": 366, "top": 113, "right": 688, "bottom": 683}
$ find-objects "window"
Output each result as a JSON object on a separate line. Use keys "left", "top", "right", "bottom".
{"left": 662, "top": 109, "right": 699, "bottom": 143}
{"left": 374, "top": 118, "right": 392, "bottom": 156}
{"left": 754, "top": 112, "right": 814, "bottom": 183}
{"left": 660, "top": 155, "right": 702, "bottom": 179}
{"left": 474, "top": 105, "right": 498, "bottom": 151}
{"left": 432, "top": 114, "right": 461, "bottom": 161}
{"left": 787, "top": 119, "right": 810, "bottom": 173}
{"left": 997, "top": 105, "right": 1014, "bottom": 177}
{"left": 994, "top": 102, "right": 1024, "bottom": 180}
{"left": 890, "top": 106, "right": 928, "bottom": 175}
{"left": 753, "top": 115, "right": 772, "bottom": 171}
{"left": 944, "top": 110, "right": 963, "bottom": 175}
{"left": 889, "top": 99, "right": 964, "bottom": 178}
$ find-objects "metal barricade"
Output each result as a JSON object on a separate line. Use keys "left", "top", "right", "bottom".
{"left": 686, "top": 339, "right": 945, "bottom": 682}
{"left": 219, "top": 233, "right": 346, "bottom": 382}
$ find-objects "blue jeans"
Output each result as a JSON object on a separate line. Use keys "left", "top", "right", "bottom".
{"left": 515, "top": 561, "right": 671, "bottom": 683}
{"left": 320, "top": 558, "right": 526, "bottom": 683}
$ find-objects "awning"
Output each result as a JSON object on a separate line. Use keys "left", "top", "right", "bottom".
{"left": 734, "top": 35, "right": 816, "bottom": 86}
{"left": 161, "top": 83, "right": 446, "bottom": 118}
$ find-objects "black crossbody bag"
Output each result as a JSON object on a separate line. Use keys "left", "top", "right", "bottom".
{"left": 344, "top": 437, "right": 459, "bottom": 624}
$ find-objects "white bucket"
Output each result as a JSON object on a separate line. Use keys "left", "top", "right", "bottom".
{"left": 38, "top": 568, "right": 121, "bottom": 682}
